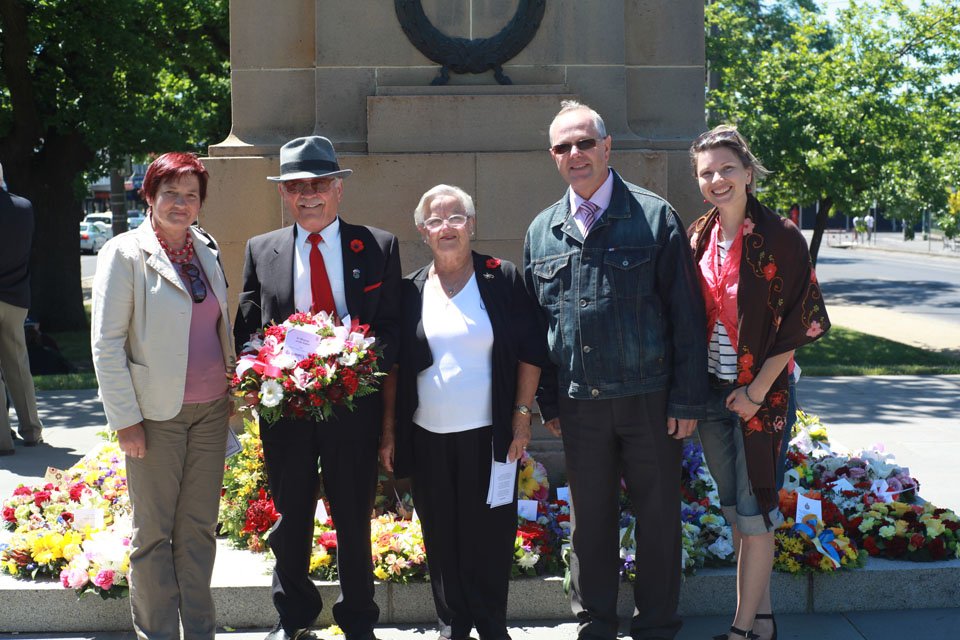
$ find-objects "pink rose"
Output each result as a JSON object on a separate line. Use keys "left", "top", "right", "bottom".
{"left": 92, "top": 569, "right": 115, "bottom": 590}
{"left": 60, "top": 567, "right": 89, "bottom": 589}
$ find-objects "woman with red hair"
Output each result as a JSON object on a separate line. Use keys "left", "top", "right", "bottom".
{"left": 91, "top": 152, "right": 235, "bottom": 639}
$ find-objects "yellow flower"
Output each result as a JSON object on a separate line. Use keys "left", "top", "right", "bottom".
{"left": 819, "top": 555, "right": 837, "bottom": 571}
{"left": 373, "top": 566, "right": 388, "bottom": 580}
{"left": 925, "top": 518, "right": 945, "bottom": 538}
{"left": 783, "top": 557, "right": 801, "bottom": 572}
{"left": 895, "top": 520, "right": 910, "bottom": 537}
{"left": 858, "top": 518, "right": 876, "bottom": 533}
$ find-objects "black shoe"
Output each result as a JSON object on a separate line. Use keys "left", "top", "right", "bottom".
{"left": 754, "top": 613, "right": 777, "bottom": 640}
{"left": 345, "top": 631, "right": 378, "bottom": 640}
{"left": 23, "top": 437, "right": 43, "bottom": 447}
{"left": 264, "top": 621, "right": 318, "bottom": 640}
{"left": 714, "top": 626, "right": 758, "bottom": 640}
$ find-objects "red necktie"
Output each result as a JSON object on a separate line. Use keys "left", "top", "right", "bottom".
{"left": 308, "top": 233, "right": 336, "bottom": 315}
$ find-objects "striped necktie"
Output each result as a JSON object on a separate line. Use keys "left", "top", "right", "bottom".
{"left": 578, "top": 200, "right": 600, "bottom": 236}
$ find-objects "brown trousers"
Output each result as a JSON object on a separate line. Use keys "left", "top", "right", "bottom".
{"left": 0, "top": 300, "right": 43, "bottom": 449}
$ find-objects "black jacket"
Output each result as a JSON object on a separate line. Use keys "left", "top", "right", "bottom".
{"left": 393, "top": 252, "right": 547, "bottom": 478}
{"left": 0, "top": 189, "right": 35, "bottom": 309}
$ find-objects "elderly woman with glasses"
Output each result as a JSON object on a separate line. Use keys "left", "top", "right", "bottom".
{"left": 91, "top": 152, "right": 235, "bottom": 640}
{"left": 379, "top": 184, "right": 546, "bottom": 640}
{"left": 687, "top": 126, "right": 830, "bottom": 640}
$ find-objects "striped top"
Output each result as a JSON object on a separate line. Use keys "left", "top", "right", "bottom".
{"left": 708, "top": 238, "right": 738, "bottom": 380}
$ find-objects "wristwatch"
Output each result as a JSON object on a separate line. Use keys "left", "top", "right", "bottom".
{"left": 514, "top": 404, "right": 532, "bottom": 416}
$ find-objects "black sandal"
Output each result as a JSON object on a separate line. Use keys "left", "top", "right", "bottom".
{"left": 754, "top": 613, "right": 777, "bottom": 640}
{"left": 713, "top": 626, "right": 758, "bottom": 640}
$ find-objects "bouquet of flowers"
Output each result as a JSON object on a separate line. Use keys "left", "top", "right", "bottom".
{"left": 369, "top": 514, "right": 428, "bottom": 583}
{"left": 513, "top": 521, "right": 555, "bottom": 577}
{"left": 517, "top": 451, "right": 550, "bottom": 502}
{"left": 846, "top": 502, "right": 960, "bottom": 562}
{"left": 218, "top": 419, "right": 274, "bottom": 551}
{"left": 774, "top": 489, "right": 865, "bottom": 574}
{"left": 233, "top": 311, "right": 385, "bottom": 424}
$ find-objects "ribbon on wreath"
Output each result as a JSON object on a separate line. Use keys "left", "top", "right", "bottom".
{"left": 792, "top": 515, "right": 842, "bottom": 568}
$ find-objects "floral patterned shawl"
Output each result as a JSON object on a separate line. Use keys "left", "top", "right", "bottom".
{"left": 688, "top": 195, "right": 830, "bottom": 522}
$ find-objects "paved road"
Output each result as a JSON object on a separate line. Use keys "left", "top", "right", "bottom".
{"left": 81, "top": 253, "right": 98, "bottom": 282}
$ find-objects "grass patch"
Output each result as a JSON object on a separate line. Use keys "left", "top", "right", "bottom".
{"left": 34, "top": 327, "right": 97, "bottom": 390}
{"left": 801, "top": 326, "right": 960, "bottom": 376}
{"left": 34, "top": 372, "right": 98, "bottom": 391}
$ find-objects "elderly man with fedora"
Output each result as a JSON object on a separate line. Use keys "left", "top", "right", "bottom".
{"left": 234, "top": 136, "right": 402, "bottom": 640}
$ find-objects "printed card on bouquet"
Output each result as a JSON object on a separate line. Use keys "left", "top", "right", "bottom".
{"left": 796, "top": 494, "right": 822, "bottom": 527}
{"left": 517, "top": 499, "right": 538, "bottom": 521}
{"left": 43, "top": 467, "right": 65, "bottom": 485}
{"left": 556, "top": 486, "right": 570, "bottom": 503}
{"left": 74, "top": 508, "right": 105, "bottom": 530}
{"left": 282, "top": 327, "right": 322, "bottom": 361}
{"left": 315, "top": 498, "right": 329, "bottom": 524}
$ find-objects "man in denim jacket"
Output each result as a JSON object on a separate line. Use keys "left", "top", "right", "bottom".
{"left": 523, "top": 101, "right": 707, "bottom": 640}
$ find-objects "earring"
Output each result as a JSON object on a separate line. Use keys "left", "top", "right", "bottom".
{"left": 746, "top": 185, "right": 752, "bottom": 193}
{"left": 703, "top": 199, "right": 708, "bottom": 204}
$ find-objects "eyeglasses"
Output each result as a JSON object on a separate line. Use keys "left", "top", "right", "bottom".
{"left": 281, "top": 179, "right": 337, "bottom": 195}
{"left": 550, "top": 138, "right": 602, "bottom": 155}
{"left": 180, "top": 264, "right": 207, "bottom": 303}
{"left": 422, "top": 214, "right": 469, "bottom": 231}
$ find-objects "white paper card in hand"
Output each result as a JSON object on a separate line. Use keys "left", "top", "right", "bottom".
{"left": 796, "top": 494, "right": 822, "bottom": 527}
{"left": 282, "top": 327, "right": 322, "bottom": 361}
{"left": 225, "top": 428, "right": 243, "bottom": 459}
{"left": 517, "top": 499, "right": 538, "bottom": 521}
{"left": 487, "top": 457, "right": 518, "bottom": 508}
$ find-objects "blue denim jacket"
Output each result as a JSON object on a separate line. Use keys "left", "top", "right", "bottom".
{"left": 523, "top": 170, "right": 707, "bottom": 421}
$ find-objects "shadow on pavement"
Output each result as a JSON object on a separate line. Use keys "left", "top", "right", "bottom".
{"left": 819, "top": 279, "right": 960, "bottom": 308}
{"left": 800, "top": 376, "right": 960, "bottom": 425}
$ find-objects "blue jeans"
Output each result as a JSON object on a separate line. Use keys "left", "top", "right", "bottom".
{"left": 696, "top": 381, "right": 784, "bottom": 535}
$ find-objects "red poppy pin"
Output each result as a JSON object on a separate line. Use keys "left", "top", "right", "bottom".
{"left": 350, "top": 239, "right": 364, "bottom": 253}
{"left": 486, "top": 257, "right": 501, "bottom": 269}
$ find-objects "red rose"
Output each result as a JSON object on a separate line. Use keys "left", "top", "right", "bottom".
{"left": 350, "top": 239, "right": 364, "bottom": 253}
{"left": 909, "top": 533, "right": 926, "bottom": 549}
{"left": 863, "top": 535, "right": 880, "bottom": 556}
{"left": 486, "top": 257, "right": 501, "bottom": 269}
{"left": 33, "top": 490, "right": 52, "bottom": 507}
{"left": 44, "top": 483, "right": 55, "bottom": 490}
{"left": 68, "top": 483, "right": 86, "bottom": 502}
{"left": 2, "top": 506, "right": 15, "bottom": 523}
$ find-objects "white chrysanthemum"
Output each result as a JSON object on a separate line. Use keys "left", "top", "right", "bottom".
{"left": 317, "top": 337, "right": 346, "bottom": 358}
{"left": 260, "top": 379, "right": 284, "bottom": 408}
{"left": 338, "top": 351, "right": 359, "bottom": 367}
{"left": 271, "top": 353, "right": 298, "bottom": 370}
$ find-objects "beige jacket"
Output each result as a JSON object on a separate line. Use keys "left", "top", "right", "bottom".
{"left": 91, "top": 221, "right": 235, "bottom": 430}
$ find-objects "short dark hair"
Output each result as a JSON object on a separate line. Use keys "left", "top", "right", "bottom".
{"left": 141, "top": 152, "right": 210, "bottom": 205}
{"left": 690, "top": 125, "right": 769, "bottom": 187}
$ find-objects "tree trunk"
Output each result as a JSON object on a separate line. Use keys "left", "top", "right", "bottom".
{"left": 23, "top": 131, "right": 93, "bottom": 332}
{"left": 809, "top": 196, "right": 833, "bottom": 268}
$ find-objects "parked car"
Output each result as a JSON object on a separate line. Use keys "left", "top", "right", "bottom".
{"left": 80, "top": 222, "right": 109, "bottom": 254}
{"left": 127, "top": 211, "right": 146, "bottom": 229}
{"left": 82, "top": 214, "right": 114, "bottom": 239}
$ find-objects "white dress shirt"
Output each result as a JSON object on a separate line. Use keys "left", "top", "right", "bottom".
{"left": 294, "top": 218, "right": 348, "bottom": 319}
{"left": 569, "top": 168, "right": 615, "bottom": 237}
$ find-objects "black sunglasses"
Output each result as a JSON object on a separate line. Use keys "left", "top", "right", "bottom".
{"left": 551, "top": 138, "right": 602, "bottom": 155}
{"left": 180, "top": 264, "right": 207, "bottom": 303}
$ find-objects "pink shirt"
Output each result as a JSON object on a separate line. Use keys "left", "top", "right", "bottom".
{"left": 177, "top": 256, "right": 228, "bottom": 404}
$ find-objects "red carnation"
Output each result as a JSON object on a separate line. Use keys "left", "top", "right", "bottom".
{"left": 886, "top": 536, "right": 907, "bottom": 557}
{"left": 350, "top": 239, "right": 364, "bottom": 253}
{"left": 2, "top": 506, "right": 15, "bottom": 523}
{"left": 241, "top": 488, "right": 280, "bottom": 534}
{"left": 764, "top": 263, "right": 777, "bottom": 280}
{"left": 863, "top": 535, "right": 880, "bottom": 556}
{"left": 33, "top": 490, "right": 52, "bottom": 507}
{"left": 68, "top": 483, "right": 86, "bottom": 502}
{"left": 13, "top": 486, "right": 31, "bottom": 497}
{"left": 341, "top": 368, "right": 359, "bottom": 395}
{"left": 929, "top": 537, "right": 947, "bottom": 560}
{"left": 486, "top": 257, "right": 501, "bottom": 269}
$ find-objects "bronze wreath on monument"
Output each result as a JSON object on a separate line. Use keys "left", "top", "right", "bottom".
{"left": 394, "top": 0, "right": 547, "bottom": 85}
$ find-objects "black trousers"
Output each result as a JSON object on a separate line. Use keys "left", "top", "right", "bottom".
{"left": 260, "top": 397, "right": 380, "bottom": 636}
{"left": 412, "top": 425, "right": 517, "bottom": 640}
{"left": 559, "top": 391, "right": 682, "bottom": 640}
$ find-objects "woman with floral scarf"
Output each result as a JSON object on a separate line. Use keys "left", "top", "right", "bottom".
{"left": 687, "top": 126, "right": 830, "bottom": 640}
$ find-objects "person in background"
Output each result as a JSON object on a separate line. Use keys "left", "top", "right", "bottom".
{"left": 91, "top": 152, "right": 235, "bottom": 639}
{"left": 688, "top": 125, "right": 830, "bottom": 640}
{"left": 0, "top": 161, "right": 45, "bottom": 456}
{"left": 380, "top": 184, "right": 545, "bottom": 640}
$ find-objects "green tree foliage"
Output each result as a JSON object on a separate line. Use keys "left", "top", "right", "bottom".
{"left": 0, "top": 0, "right": 229, "bottom": 330}
{"left": 706, "top": 0, "right": 960, "bottom": 264}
